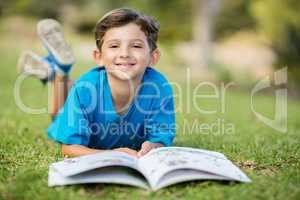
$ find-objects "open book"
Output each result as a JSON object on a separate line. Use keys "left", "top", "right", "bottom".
{"left": 48, "top": 147, "right": 251, "bottom": 191}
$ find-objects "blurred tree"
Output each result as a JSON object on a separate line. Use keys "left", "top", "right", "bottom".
{"left": 61, "top": 0, "right": 194, "bottom": 42}
{"left": 193, "top": 0, "right": 221, "bottom": 69}
{"left": 2, "top": 0, "right": 64, "bottom": 18}
{"left": 214, "top": 0, "right": 255, "bottom": 40}
{"left": 0, "top": 0, "right": 3, "bottom": 16}
{"left": 1, "top": 0, "right": 194, "bottom": 43}
{"left": 60, "top": 0, "right": 112, "bottom": 33}
{"left": 126, "top": 0, "right": 193, "bottom": 42}
{"left": 251, "top": 0, "right": 300, "bottom": 87}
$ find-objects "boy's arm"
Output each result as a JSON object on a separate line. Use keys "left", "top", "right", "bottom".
{"left": 138, "top": 83, "right": 176, "bottom": 157}
{"left": 61, "top": 144, "right": 138, "bottom": 157}
{"left": 61, "top": 144, "right": 102, "bottom": 157}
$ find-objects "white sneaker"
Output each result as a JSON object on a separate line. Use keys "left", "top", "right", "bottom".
{"left": 37, "top": 19, "right": 75, "bottom": 69}
{"left": 18, "top": 51, "right": 54, "bottom": 80}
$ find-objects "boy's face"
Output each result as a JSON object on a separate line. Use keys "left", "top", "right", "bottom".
{"left": 93, "top": 23, "right": 160, "bottom": 81}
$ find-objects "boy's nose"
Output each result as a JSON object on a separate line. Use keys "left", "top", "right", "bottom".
{"left": 119, "top": 46, "right": 130, "bottom": 58}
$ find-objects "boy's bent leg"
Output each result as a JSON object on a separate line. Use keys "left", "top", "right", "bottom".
{"left": 17, "top": 19, "right": 75, "bottom": 119}
{"left": 17, "top": 51, "right": 74, "bottom": 118}
{"left": 36, "top": 18, "right": 75, "bottom": 118}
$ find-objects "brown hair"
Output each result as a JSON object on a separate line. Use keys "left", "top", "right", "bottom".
{"left": 94, "top": 8, "right": 160, "bottom": 52}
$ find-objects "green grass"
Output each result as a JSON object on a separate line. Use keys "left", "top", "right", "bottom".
{"left": 0, "top": 17, "right": 300, "bottom": 200}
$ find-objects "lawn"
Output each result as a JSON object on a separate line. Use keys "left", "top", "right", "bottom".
{"left": 0, "top": 18, "right": 300, "bottom": 200}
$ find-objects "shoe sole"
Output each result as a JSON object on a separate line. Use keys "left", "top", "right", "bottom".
{"left": 37, "top": 19, "right": 75, "bottom": 66}
{"left": 18, "top": 51, "right": 53, "bottom": 80}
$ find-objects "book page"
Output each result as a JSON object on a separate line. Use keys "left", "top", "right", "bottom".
{"left": 138, "top": 147, "right": 251, "bottom": 186}
{"left": 49, "top": 165, "right": 150, "bottom": 190}
{"left": 52, "top": 151, "right": 138, "bottom": 177}
{"left": 153, "top": 169, "right": 228, "bottom": 191}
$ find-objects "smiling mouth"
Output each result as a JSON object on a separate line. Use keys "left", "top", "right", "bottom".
{"left": 115, "top": 63, "right": 136, "bottom": 69}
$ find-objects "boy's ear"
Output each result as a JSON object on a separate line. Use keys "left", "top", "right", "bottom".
{"left": 149, "top": 48, "right": 160, "bottom": 66}
{"left": 92, "top": 49, "right": 103, "bottom": 66}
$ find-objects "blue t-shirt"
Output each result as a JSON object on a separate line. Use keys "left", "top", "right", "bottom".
{"left": 47, "top": 67, "right": 176, "bottom": 150}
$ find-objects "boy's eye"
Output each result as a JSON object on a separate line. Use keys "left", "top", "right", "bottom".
{"left": 109, "top": 45, "right": 119, "bottom": 48}
{"left": 132, "top": 44, "right": 142, "bottom": 48}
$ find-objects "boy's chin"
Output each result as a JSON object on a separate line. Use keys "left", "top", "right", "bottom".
{"left": 108, "top": 70, "right": 138, "bottom": 82}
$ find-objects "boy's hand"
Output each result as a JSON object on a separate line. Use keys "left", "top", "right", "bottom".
{"left": 137, "top": 141, "right": 164, "bottom": 157}
{"left": 114, "top": 147, "right": 138, "bottom": 157}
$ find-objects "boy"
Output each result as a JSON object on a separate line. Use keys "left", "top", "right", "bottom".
{"left": 18, "top": 8, "right": 175, "bottom": 158}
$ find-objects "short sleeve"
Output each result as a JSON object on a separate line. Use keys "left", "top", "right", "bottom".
{"left": 47, "top": 84, "right": 93, "bottom": 146}
{"left": 145, "top": 87, "right": 176, "bottom": 147}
